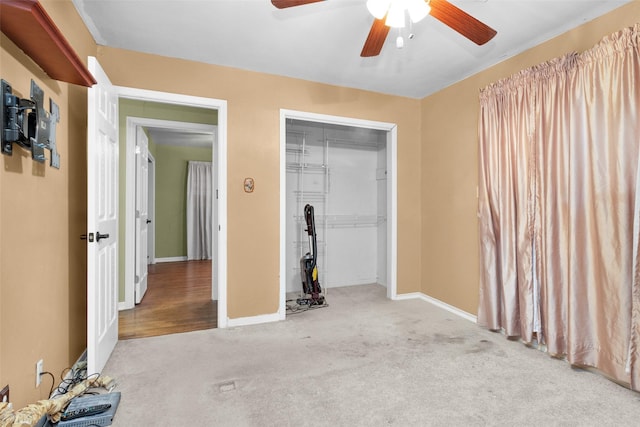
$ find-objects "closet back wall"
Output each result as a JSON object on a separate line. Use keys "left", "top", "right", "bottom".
{"left": 286, "top": 120, "right": 387, "bottom": 294}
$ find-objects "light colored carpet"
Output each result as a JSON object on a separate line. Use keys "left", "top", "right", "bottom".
{"left": 104, "top": 284, "right": 640, "bottom": 426}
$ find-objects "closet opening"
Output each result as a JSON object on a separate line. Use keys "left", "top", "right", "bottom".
{"left": 279, "top": 110, "right": 397, "bottom": 318}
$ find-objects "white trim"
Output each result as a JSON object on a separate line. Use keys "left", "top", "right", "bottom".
{"left": 155, "top": 256, "right": 189, "bottom": 263}
{"left": 387, "top": 126, "right": 398, "bottom": 300}
{"left": 280, "top": 109, "right": 397, "bottom": 131}
{"left": 117, "top": 86, "right": 220, "bottom": 107}
{"left": 126, "top": 117, "right": 217, "bottom": 133}
{"left": 279, "top": 109, "right": 398, "bottom": 318}
{"left": 226, "top": 312, "right": 282, "bottom": 328}
{"left": 278, "top": 110, "right": 287, "bottom": 321}
{"left": 123, "top": 118, "right": 217, "bottom": 309}
{"left": 394, "top": 292, "right": 477, "bottom": 323}
{"left": 392, "top": 292, "right": 424, "bottom": 301}
{"left": 147, "top": 151, "right": 156, "bottom": 265}
{"left": 215, "top": 105, "right": 228, "bottom": 327}
{"left": 420, "top": 294, "right": 477, "bottom": 323}
{"left": 115, "top": 85, "right": 228, "bottom": 329}
{"left": 122, "top": 119, "right": 136, "bottom": 310}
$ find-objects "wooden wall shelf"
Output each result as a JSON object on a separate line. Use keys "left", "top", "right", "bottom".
{"left": 0, "top": 0, "right": 96, "bottom": 87}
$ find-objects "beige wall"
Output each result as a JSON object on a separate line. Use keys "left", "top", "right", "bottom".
{"left": 0, "top": 0, "right": 97, "bottom": 409}
{"left": 96, "top": 46, "right": 424, "bottom": 319}
{"left": 420, "top": 1, "right": 640, "bottom": 315}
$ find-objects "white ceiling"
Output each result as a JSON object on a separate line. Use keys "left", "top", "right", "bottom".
{"left": 72, "top": 0, "right": 629, "bottom": 145}
{"left": 72, "top": 0, "right": 630, "bottom": 99}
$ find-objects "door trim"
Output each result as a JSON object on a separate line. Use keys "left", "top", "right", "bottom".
{"left": 279, "top": 109, "right": 398, "bottom": 318}
{"left": 133, "top": 125, "right": 149, "bottom": 304}
{"left": 122, "top": 117, "right": 217, "bottom": 309}
{"left": 115, "top": 86, "right": 229, "bottom": 328}
{"left": 147, "top": 151, "right": 156, "bottom": 265}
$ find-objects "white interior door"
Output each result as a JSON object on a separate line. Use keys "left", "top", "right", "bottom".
{"left": 87, "top": 57, "right": 119, "bottom": 374}
{"left": 135, "top": 126, "right": 149, "bottom": 303}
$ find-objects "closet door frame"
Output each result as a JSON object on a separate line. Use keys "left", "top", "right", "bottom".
{"left": 278, "top": 109, "right": 398, "bottom": 319}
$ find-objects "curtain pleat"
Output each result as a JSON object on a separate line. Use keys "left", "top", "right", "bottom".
{"left": 478, "top": 73, "right": 537, "bottom": 341}
{"left": 478, "top": 24, "right": 640, "bottom": 390}
{"left": 535, "top": 55, "right": 576, "bottom": 357}
{"left": 186, "top": 161, "right": 213, "bottom": 260}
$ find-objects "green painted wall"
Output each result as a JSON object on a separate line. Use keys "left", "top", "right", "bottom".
{"left": 118, "top": 99, "right": 217, "bottom": 302}
{"left": 155, "top": 145, "right": 213, "bottom": 258}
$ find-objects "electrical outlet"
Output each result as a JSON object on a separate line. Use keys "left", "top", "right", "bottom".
{"left": 36, "top": 359, "right": 44, "bottom": 387}
{"left": 0, "top": 385, "right": 9, "bottom": 403}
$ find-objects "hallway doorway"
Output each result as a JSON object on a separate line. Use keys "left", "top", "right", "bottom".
{"left": 115, "top": 86, "right": 228, "bottom": 329}
{"left": 119, "top": 260, "right": 216, "bottom": 339}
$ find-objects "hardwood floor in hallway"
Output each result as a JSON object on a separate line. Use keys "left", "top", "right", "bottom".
{"left": 119, "top": 260, "right": 217, "bottom": 339}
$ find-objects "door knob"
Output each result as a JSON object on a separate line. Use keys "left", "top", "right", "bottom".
{"left": 96, "top": 232, "right": 110, "bottom": 242}
{"left": 146, "top": 219, "right": 151, "bottom": 224}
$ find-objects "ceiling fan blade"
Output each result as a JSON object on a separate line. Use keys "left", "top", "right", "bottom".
{"left": 361, "top": 18, "right": 390, "bottom": 57}
{"left": 271, "top": 0, "right": 324, "bottom": 8}
{"left": 429, "top": 0, "right": 497, "bottom": 45}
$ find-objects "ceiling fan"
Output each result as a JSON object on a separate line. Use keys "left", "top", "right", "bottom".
{"left": 271, "top": 0, "right": 497, "bottom": 57}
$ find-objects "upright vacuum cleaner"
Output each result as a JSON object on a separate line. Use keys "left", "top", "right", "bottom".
{"left": 298, "top": 204, "right": 325, "bottom": 306}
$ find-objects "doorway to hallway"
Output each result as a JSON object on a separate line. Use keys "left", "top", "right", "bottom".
{"left": 119, "top": 260, "right": 216, "bottom": 339}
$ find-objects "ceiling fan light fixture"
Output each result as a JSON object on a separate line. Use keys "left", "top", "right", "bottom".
{"left": 407, "top": 0, "right": 430, "bottom": 23}
{"left": 366, "top": 0, "right": 391, "bottom": 19}
{"left": 385, "top": 2, "right": 406, "bottom": 28}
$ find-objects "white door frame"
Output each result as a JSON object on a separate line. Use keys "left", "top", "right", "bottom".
{"left": 121, "top": 117, "right": 217, "bottom": 307}
{"left": 279, "top": 109, "right": 398, "bottom": 319}
{"left": 116, "top": 86, "right": 229, "bottom": 328}
{"left": 147, "top": 151, "right": 156, "bottom": 265}
{"left": 134, "top": 126, "right": 150, "bottom": 304}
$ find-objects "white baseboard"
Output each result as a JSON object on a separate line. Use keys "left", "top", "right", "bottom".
{"left": 155, "top": 256, "right": 187, "bottom": 263}
{"left": 227, "top": 312, "right": 282, "bottom": 328}
{"left": 224, "top": 291, "right": 476, "bottom": 328}
{"left": 393, "top": 292, "right": 423, "bottom": 301}
{"left": 394, "top": 292, "right": 477, "bottom": 323}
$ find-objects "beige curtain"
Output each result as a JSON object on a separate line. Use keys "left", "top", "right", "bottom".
{"left": 478, "top": 24, "right": 640, "bottom": 390}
